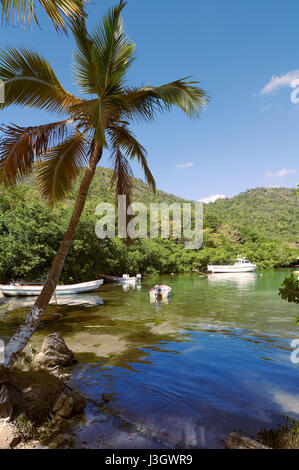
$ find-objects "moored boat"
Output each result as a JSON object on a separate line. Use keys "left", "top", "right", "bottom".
{"left": 0, "top": 279, "right": 104, "bottom": 296}
{"left": 149, "top": 284, "right": 172, "bottom": 298}
{"left": 117, "top": 274, "right": 142, "bottom": 283}
{"left": 207, "top": 257, "right": 257, "bottom": 273}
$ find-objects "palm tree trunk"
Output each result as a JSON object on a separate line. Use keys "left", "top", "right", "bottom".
{"left": 2, "top": 144, "right": 103, "bottom": 370}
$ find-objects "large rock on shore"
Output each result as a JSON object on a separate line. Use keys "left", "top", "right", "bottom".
{"left": 53, "top": 393, "right": 73, "bottom": 418}
{"left": 33, "top": 333, "right": 74, "bottom": 367}
{"left": 0, "top": 382, "right": 21, "bottom": 420}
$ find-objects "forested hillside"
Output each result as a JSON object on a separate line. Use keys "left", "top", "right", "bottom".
{"left": 204, "top": 187, "right": 299, "bottom": 244}
{"left": 0, "top": 168, "right": 298, "bottom": 283}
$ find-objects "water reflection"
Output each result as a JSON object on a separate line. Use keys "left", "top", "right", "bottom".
{"left": 1, "top": 294, "right": 104, "bottom": 310}
{"left": 208, "top": 272, "right": 257, "bottom": 289}
{"left": 118, "top": 281, "right": 142, "bottom": 291}
{"left": 1, "top": 271, "right": 299, "bottom": 448}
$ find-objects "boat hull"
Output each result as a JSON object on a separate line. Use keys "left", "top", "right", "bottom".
{"left": 0, "top": 280, "right": 104, "bottom": 296}
{"left": 207, "top": 265, "right": 257, "bottom": 273}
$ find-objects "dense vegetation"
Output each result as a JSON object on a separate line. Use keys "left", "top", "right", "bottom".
{"left": 279, "top": 274, "right": 299, "bottom": 304}
{"left": 205, "top": 187, "right": 299, "bottom": 244}
{"left": 0, "top": 169, "right": 298, "bottom": 283}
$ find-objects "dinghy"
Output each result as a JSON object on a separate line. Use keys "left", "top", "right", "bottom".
{"left": 0, "top": 279, "right": 104, "bottom": 297}
{"left": 149, "top": 284, "right": 172, "bottom": 299}
{"left": 117, "top": 274, "right": 142, "bottom": 284}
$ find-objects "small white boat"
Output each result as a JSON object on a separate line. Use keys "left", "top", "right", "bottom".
{"left": 207, "top": 257, "right": 257, "bottom": 273}
{"left": 117, "top": 274, "right": 141, "bottom": 284}
{"left": 0, "top": 279, "right": 104, "bottom": 297}
{"left": 149, "top": 284, "right": 172, "bottom": 298}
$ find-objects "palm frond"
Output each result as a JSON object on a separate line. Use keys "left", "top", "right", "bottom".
{"left": 36, "top": 130, "right": 90, "bottom": 204}
{"left": 120, "top": 79, "right": 209, "bottom": 122}
{"left": 108, "top": 123, "right": 156, "bottom": 190}
{"left": 110, "top": 146, "right": 133, "bottom": 207}
{"left": 71, "top": 16, "right": 100, "bottom": 95}
{"left": 1, "top": 0, "right": 86, "bottom": 32}
{"left": 0, "top": 120, "right": 70, "bottom": 186}
{"left": 90, "top": 0, "right": 135, "bottom": 89}
{"left": 0, "top": 47, "right": 79, "bottom": 114}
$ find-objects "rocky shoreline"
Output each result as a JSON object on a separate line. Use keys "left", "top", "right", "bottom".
{"left": 0, "top": 333, "right": 87, "bottom": 449}
{"left": 0, "top": 332, "right": 297, "bottom": 449}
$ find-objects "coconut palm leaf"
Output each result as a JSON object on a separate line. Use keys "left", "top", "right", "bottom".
{"left": 108, "top": 123, "right": 156, "bottom": 190}
{"left": 1, "top": 0, "right": 86, "bottom": 32}
{"left": 110, "top": 146, "right": 133, "bottom": 208}
{"left": 120, "top": 79, "right": 209, "bottom": 122}
{"left": 90, "top": 0, "right": 135, "bottom": 89}
{"left": 36, "top": 130, "right": 90, "bottom": 204}
{"left": 0, "top": 120, "right": 70, "bottom": 185}
{"left": 71, "top": 16, "right": 99, "bottom": 95}
{"left": 0, "top": 47, "right": 79, "bottom": 114}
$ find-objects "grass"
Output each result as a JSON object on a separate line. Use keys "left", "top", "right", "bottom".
{"left": 257, "top": 417, "right": 299, "bottom": 449}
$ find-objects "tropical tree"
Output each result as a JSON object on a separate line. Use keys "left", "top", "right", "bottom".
{"left": 279, "top": 274, "right": 299, "bottom": 304}
{"left": 1, "top": 0, "right": 85, "bottom": 31}
{"left": 0, "top": 0, "right": 208, "bottom": 370}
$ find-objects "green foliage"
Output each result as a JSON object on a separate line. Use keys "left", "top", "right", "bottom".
{"left": 279, "top": 274, "right": 299, "bottom": 304}
{"left": 204, "top": 187, "right": 299, "bottom": 243}
{"left": 0, "top": 174, "right": 298, "bottom": 282}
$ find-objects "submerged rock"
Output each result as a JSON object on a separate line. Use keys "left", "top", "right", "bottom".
{"left": 225, "top": 432, "right": 271, "bottom": 449}
{"left": 33, "top": 333, "right": 74, "bottom": 367}
{"left": 0, "top": 421, "right": 21, "bottom": 448}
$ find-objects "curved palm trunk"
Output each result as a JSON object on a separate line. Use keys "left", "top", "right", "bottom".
{"left": 2, "top": 144, "right": 103, "bottom": 370}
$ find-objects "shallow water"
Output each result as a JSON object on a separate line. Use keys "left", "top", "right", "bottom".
{"left": 1, "top": 270, "right": 299, "bottom": 448}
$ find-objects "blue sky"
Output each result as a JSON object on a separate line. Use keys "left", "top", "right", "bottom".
{"left": 1, "top": 0, "right": 298, "bottom": 201}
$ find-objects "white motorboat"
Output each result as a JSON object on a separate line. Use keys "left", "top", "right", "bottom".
{"left": 207, "top": 257, "right": 257, "bottom": 273}
{"left": 0, "top": 279, "right": 104, "bottom": 297}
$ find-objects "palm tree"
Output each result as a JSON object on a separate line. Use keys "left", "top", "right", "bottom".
{"left": 1, "top": 0, "right": 85, "bottom": 31}
{"left": 0, "top": 0, "right": 209, "bottom": 370}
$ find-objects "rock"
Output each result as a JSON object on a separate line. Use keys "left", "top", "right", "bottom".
{"left": 0, "top": 291, "right": 5, "bottom": 305}
{"left": 0, "top": 422, "right": 21, "bottom": 448}
{"left": 67, "top": 390, "right": 87, "bottom": 414}
{"left": 33, "top": 333, "right": 74, "bottom": 368}
{"left": 53, "top": 393, "right": 73, "bottom": 418}
{"left": 0, "top": 382, "right": 21, "bottom": 420}
{"left": 102, "top": 393, "right": 115, "bottom": 402}
{"left": 225, "top": 432, "right": 271, "bottom": 449}
{"left": 49, "top": 432, "right": 85, "bottom": 449}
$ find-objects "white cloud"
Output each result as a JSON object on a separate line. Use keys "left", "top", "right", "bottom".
{"left": 175, "top": 162, "right": 194, "bottom": 171}
{"left": 199, "top": 194, "right": 226, "bottom": 204}
{"left": 266, "top": 168, "right": 296, "bottom": 178}
{"left": 260, "top": 70, "right": 299, "bottom": 95}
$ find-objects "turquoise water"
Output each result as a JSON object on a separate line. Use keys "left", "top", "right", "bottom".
{"left": 1, "top": 270, "right": 299, "bottom": 448}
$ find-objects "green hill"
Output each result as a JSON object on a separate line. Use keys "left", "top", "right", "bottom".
{"left": 203, "top": 187, "right": 299, "bottom": 245}
{"left": 0, "top": 170, "right": 298, "bottom": 282}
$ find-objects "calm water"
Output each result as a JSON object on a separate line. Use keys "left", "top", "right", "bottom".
{"left": 1, "top": 270, "right": 299, "bottom": 448}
